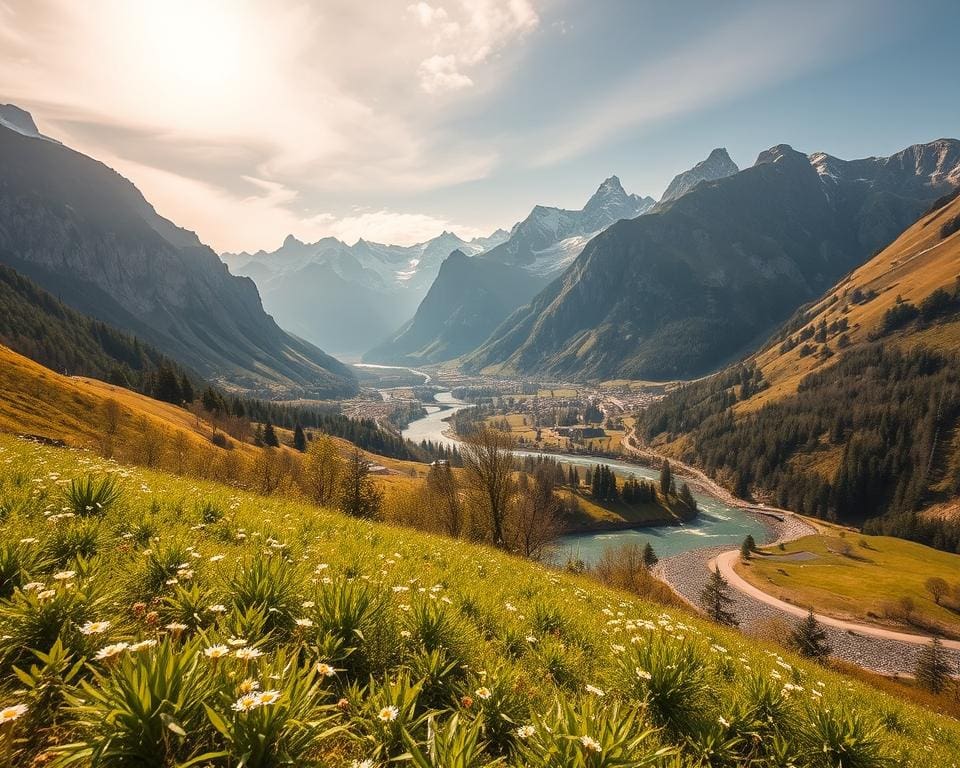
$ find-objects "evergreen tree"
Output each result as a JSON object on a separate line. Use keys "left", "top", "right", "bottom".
{"left": 740, "top": 535, "right": 756, "bottom": 560}
{"left": 699, "top": 567, "right": 739, "bottom": 626}
{"left": 338, "top": 448, "right": 384, "bottom": 520}
{"left": 659, "top": 459, "right": 672, "bottom": 497}
{"left": 915, "top": 637, "right": 953, "bottom": 694}
{"left": 789, "top": 610, "right": 831, "bottom": 661}
{"left": 293, "top": 423, "right": 307, "bottom": 452}
{"left": 179, "top": 374, "right": 194, "bottom": 404}
{"left": 642, "top": 542, "right": 658, "bottom": 569}
{"left": 263, "top": 421, "right": 280, "bottom": 448}
{"left": 678, "top": 482, "right": 697, "bottom": 511}
{"left": 155, "top": 362, "right": 182, "bottom": 404}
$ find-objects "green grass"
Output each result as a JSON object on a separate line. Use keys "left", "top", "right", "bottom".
{"left": 739, "top": 529, "right": 960, "bottom": 637}
{"left": 0, "top": 434, "right": 957, "bottom": 765}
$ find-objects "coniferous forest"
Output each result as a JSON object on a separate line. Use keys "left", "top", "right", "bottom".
{"left": 641, "top": 344, "right": 960, "bottom": 552}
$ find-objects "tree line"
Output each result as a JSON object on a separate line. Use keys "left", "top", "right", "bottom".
{"left": 641, "top": 344, "right": 960, "bottom": 552}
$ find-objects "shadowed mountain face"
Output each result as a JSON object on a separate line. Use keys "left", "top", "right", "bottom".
{"left": 0, "top": 111, "right": 356, "bottom": 398}
{"left": 464, "top": 139, "right": 960, "bottom": 381}
{"left": 364, "top": 175, "right": 656, "bottom": 365}
{"left": 660, "top": 147, "right": 739, "bottom": 202}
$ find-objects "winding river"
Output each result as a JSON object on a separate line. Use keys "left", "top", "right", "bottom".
{"left": 399, "top": 388, "right": 767, "bottom": 564}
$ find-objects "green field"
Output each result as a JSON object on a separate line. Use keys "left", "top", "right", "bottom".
{"left": 738, "top": 528, "right": 960, "bottom": 638}
{"left": 0, "top": 435, "right": 957, "bottom": 765}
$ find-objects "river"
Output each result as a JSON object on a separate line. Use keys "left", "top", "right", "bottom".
{"left": 400, "top": 389, "right": 768, "bottom": 565}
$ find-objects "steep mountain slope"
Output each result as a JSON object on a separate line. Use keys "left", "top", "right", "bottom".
{"left": 223, "top": 230, "right": 507, "bottom": 355}
{"left": 640, "top": 190, "right": 960, "bottom": 550}
{"left": 365, "top": 250, "right": 543, "bottom": 364}
{"left": 366, "top": 176, "right": 655, "bottom": 365}
{"left": 0, "top": 262, "right": 190, "bottom": 390}
{"left": 466, "top": 140, "right": 960, "bottom": 381}
{"left": 660, "top": 147, "right": 739, "bottom": 202}
{"left": 0, "top": 110, "right": 355, "bottom": 397}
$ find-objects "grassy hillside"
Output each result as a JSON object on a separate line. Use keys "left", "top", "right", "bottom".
{"left": 745, "top": 189, "right": 960, "bottom": 410}
{"left": 738, "top": 525, "right": 960, "bottom": 638}
{"left": 0, "top": 435, "right": 956, "bottom": 766}
{"left": 0, "top": 343, "right": 426, "bottom": 496}
{"left": 640, "top": 192, "right": 960, "bottom": 550}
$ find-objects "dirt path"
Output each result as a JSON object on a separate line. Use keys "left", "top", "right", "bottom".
{"left": 712, "top": 549, "right": 960, "bottom": 650}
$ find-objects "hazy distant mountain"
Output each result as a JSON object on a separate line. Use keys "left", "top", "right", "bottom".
{"left": 223, "top": 229, "right": 508, "bottom": 356}
{"left": 365, "top": 176, "right": 654, "bottom": 365}
{"left": 465, "top": 139, "right": 960, "bottom": 381}
{"left": 0, "top": 107, "right": 355, "bottom": 398}
{"left": 660, "top": 147, "right": 739, "bottom": 202}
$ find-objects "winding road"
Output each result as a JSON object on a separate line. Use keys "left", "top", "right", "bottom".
{"left": 712, "top": 549, "right": 960, "bottom": 651}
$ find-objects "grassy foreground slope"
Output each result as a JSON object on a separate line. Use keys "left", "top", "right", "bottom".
{"left": 0, "top": 436, "right": 957, "bottom": 766}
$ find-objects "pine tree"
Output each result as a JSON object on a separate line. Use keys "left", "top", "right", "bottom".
{"left": 659, "top": 459, "right": 672, "bottom": 498}
{"left": 179, "top": 374, "right": 194, "bottom": 404}
{"left": 155, "top": 362, "right": 182, "bottom": 404}
{"left": 915, "top": 637, "right": 953, "bottom": 694}
{"left": 740, "top": 535, "right": 756, "bottom": 560}
{"left": 263, "top": 421, "right": 279, "bottom": 448}
{"left": 789, "top": 610, "right": 831, "bottom": 661}
{"left": 293, "top": 423, "right": 307, "bottom": 452}
{"left": 678, "top": 482, "right": 697, "bottom": 511}
{"left": 642, "top": 542, "right": 658, "bottom": 569}
{"left": 700, "top": 567, "right": 738, "bottom": 626}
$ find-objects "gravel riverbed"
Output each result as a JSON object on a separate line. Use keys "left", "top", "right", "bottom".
{"left": 658, "top": 512, "right": 960, "bottom": 676}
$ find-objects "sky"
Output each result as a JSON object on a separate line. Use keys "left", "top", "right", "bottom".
{"left": 1, "top": 0, "right": 959, "bottom": 253}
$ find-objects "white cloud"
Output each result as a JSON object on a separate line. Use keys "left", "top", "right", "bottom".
{"left": 311, "top": 209, "right": 485, "bottom": 246}
{"left": 0, "top": 0, "right": 537, "bottom": 250}
{"left": 411, "top": 0, "right": 539, "bottom": 93}
{"left": 418, "top": 55, "right": 474, "bottom": 94}
{"left": 408, "top": 2, "right": 448, "bottom": 26}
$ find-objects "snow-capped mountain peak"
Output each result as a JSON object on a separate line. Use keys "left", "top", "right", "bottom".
{"left": 660, "top": 147, "right": 739, "bottom": 202}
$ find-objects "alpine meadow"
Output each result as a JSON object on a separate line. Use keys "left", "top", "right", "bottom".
{"left": 1, "top": 2, "right": 960, "bottom": 767}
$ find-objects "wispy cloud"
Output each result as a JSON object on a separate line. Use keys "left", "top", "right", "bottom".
{"left": 0, "top": 0, "right": 536, "bottom": 250}
{"left": 530, "top": 2, "right": 869, "bottom": 167}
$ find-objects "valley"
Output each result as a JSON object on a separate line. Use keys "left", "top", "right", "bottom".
{"left": 2, "top": 7, "right": 960, "bottom": 763}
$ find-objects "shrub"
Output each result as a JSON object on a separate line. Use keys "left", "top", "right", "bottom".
{"left": 63, "top": 474, "right": 123, "bottom": 517}
{"left": 612, "top": 633, "right": 707, "bottom": 736}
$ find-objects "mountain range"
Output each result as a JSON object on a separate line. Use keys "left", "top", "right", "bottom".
{"left": 0, "top": 105, "right": 355, "bottom": 397}
{"left": 364, "top": 176, "right": 661, "bottom": 365}
{"left": 464, "top": 139, "right": 960, "bottom": 381}
{"left": 639, "top": 187, "right": 960, "bottom": 546}
{"left": 221, "top": 229, "right": 507, "bottom": 355}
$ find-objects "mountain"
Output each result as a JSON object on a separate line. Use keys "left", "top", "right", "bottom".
{"left": 639, "top": 188, "right": 960, "bottom": 552}
{"left": 365, "top": 176, "right": 654, "bottom": 365}
{"left": 364, "top": 250, "right": 544, "bottom": 365}
{"left": 465, "top": 139, "right": 960, "bottom": 381}
{"left": 0, "top": 262, "right": 193, "bottom": 392}
{"left": 0, "top": 108, "right": 355, "bottom": 398}
{"left": 660, "top": 147, "right": 739, "bottom": 202}
{"left": 222, "top": 229, "right": 508, "bottom": 355}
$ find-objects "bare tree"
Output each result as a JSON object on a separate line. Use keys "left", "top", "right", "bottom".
{"left": 425, "top": 462, "right": 464, "bottom": 538}
{"left": 460, "top": 426, "right": 516, "bottom": 547}
{"left": 300, "top": 434, "right": 342, "bottom": 506}
{"left": 925, "top": 576, "right": 949, "bottom": 606}
{"left": 338, "top": 448, "right": 383, "bottom": 519}
{"left": 507, "top": 467, "right": 561, "bottom": 559}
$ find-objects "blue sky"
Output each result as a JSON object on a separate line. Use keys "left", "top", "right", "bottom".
{"left": 1, "top": 0, "right": 957, "bottom": 251}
